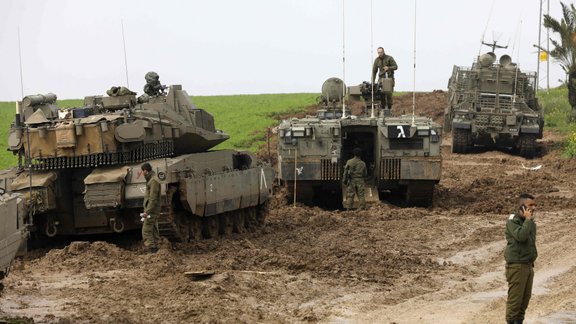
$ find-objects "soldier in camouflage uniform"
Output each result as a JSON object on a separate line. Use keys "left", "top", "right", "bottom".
{"left": 371, "top": 47, "right": 398, "bottom": 111}
{"left": 141, "top": 162, "right": 161, "bottom": 253}
{"left": 143, "top": 71, "right": 167, "bottom": 97}
{"left": 505, "top": 193, "right": 538, "bottom": 324}
{"left": 344, "top": 148, "right": 367, "bottom": 210}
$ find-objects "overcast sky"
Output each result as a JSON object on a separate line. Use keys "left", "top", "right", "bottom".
{"left": 0, "top": 0, "right": 566, "bottom": 101}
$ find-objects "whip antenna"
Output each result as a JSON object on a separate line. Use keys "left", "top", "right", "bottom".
{"left": 341, "top": 0, "right": 346, "bottom": 119}
{"left": 479, "top": 0, "right": 496, "bottom": 56}
{"left": 412, "top": 0, "right": 417, "bottom": 125}
{"left": 17, "top": 27, "right": 24, "bottom": 99}
{"left": 370, "top": 0, "right": 375, "bottom": 118}
{"left": 121, "top": 19, "right": 130, "bottom": 89}
{"left": 513, "top": 20, "right": 522, "bottom": 104}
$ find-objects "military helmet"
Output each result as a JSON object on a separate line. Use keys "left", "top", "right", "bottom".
{"left": 145, "top": 71, "right": 160, "bottom": 83}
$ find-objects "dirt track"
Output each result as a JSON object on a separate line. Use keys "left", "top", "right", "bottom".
{"left": 2, "top": 92, "right": 576, "bottom": 323}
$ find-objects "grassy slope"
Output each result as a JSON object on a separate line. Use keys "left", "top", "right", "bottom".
{"left": 0, "top": 93, "right": 317, "bottom": 169}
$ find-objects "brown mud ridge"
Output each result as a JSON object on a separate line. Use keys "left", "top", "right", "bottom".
{"left": 2, "top": 92, "right": 576, "bottom": 323}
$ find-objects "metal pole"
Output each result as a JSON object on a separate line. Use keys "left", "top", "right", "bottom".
{"left": 536, "top": 0, "right": 543, "bottom": 91}
{"left": 293, "top": 148, "right": 297, "bottom": 208}
{"left": 412, "top": 0, "right": 417, "bottom": 125}
{"left": 341, "top": 0, "right": 346, "bottom": 119}
{"left": 121, "top": 19, "right": 130, "bottom": 89}
{"left": 370, "top": 0, "right": 375, "bottom": 118}
{"left": 18, "top": 27, "right": 24, "bottom": 99}
{"left": 546, "top": 0, "right": 550, "bottom": 92}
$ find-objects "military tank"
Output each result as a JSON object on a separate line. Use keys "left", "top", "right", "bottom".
{"left": 0, "top": 73, "right": 273, "bottom": 242}
{"left": 277, "top": 77, "right": 442, "bottom": 207}
{"left": 444, "top": 47, "right": 543, "bottom": 158}
{"left": 0, "top": 192, "right": 26, "bottom": 287}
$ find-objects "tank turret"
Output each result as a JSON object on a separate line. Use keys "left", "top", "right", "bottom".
{"left": 9, "top": 74, "right": 229, "bottom": 170}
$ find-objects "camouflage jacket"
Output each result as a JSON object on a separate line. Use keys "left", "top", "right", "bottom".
{"left": 144, "top": 171, "right": 161, "bottom": 216}
{"left": 504, "top": 214, "right": 538, "bottom": 264}
{"left": 372, "top": 55, "right": 398, "bottom": 81}
{"left": 344, "top": 157, "right": 367, "bottom": 180}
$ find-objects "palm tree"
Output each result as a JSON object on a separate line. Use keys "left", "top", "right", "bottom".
{"left": 543, "top": 2, "right": 576, "bottom": 119}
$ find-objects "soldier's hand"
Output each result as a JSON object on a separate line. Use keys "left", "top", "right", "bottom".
{"left": 383, "top": 66, "right": 389, "bottom": 71}
{"left": 523, "top": 208, "right": 533, "bottom": 220}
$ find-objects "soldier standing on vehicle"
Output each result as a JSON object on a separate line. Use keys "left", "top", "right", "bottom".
{"left": 505, "top": 193, "right": 538, "bottom": 324}
{"left": 344, "top": 148, "right": 367, "bottom": 210}
{"left": 371, "top": 47, "right": 398, "bottom": 112}
{"left": 141, "top": 163, "right": 161, "bottom": 254}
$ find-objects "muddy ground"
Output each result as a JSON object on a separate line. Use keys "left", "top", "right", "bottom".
{"left": 1, "top": 92, "right": 576, "bottom": 323}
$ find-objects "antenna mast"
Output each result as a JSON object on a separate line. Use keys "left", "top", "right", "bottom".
{"left": 121, "top": 19, "right": 130, "bottom": 89}
{"left": 370, "top": 0, "right": 375, "bottom": 118}
{"left": 479, "top": 0, "right": 496, "bottom": 56}
{"left": 341, "top": 0, "right": 346, "bottom": 119}
{"left": 17, "top": 27, "right": 24, "bottom": 99}
{"left": 412, "top": 0, "right": 417, "bottom": 124}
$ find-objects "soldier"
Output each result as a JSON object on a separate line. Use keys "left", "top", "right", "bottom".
{"left": 141, "top": 162, "right": 161, "bottom": 253}
{"left": 505, "top": 193, "right": 538, "bottom": 324}
{"left": 371, "top": 47, "right": 398, "bottom": 111}
{"left": 344, "top": 147, "right": 367, "bottom": 210}
{"left": 143, "top": 71, "right": 166, "bottom": 97}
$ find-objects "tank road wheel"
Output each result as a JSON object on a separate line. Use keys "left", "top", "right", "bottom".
{"left": 219, "top": 213, "right": 234, "bottom": 236}
{"left": 190, "top": 216, "right": 203, "bottom": 240}
{"left": 452, "top": 128, "right": 472, "bottom": 154}
{"left": 202, "top": 216, "right": 219, "bottom": 239}
{"left": 233, "top": 210, "right": 247, "bottom": 234}
{"left": 518, "top": 134, "right": 537, "bottom": 159}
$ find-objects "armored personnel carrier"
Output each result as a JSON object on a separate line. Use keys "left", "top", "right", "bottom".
{"left": 277, "top": 77, "right": 442, "bottom": 207}
{"left": 444, "top": 48, "right": 543, "bottom": 157}
{"left": 0, "top": 74, "right": 273, "bottom": 242}
{"left": 0, "top": 192, "right": 25, "bottom": 286}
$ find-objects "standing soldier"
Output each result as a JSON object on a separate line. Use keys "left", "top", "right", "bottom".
{"left": 505, "top": 193, "right": 538, "bottom": 324}
{"left": 344, "top": 148, "right": 367, "bottom": 210}
{"left": 371, "top": 47, "right": 398, "bottom": 112}
{"left": 141, "top": 162, "right": 161, "bottom": 254}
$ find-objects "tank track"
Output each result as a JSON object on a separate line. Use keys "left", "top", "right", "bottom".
{"left": 518, "top": 134, "right": 537, "bottom": 159}
{"left": 405, "top": 180, "right": 435, "bottom": 207}
{"left": 452, "top": 128, "right": 472, "bottom": 154}
{"left": 29, "top": 140, "right": 174, "bottom": 170}
{"left": 157, "top": 187, "right": 268, "bottom": 242}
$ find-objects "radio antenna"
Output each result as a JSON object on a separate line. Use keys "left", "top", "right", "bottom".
{"left": 341, "top": 0, "right": 346, "bottom": 119}
{"left": 370, "top": 0, "right": 375, "bottom": 118}
{"left": 121, "top": 19, "right": 130, "bottom": 89}
{"left": 479, "top": 0, "right": 496, "bottom": 56}
{"left": 17, "top": 27, "right": 25, "bottom": 99}
{"left": 411, "top": 0, "right": 417, "bottom": 125}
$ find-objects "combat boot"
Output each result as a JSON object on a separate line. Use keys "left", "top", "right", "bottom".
{"left": 148, "top": 247, "right": 158, "bottom": 254}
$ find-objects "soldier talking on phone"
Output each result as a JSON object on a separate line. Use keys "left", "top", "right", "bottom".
{"left": 504, "top": 193, "right": 538, "bottom": 324}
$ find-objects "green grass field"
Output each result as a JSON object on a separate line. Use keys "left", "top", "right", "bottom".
{"left": 0, "top": 88, "right": 573, "bottom": 169}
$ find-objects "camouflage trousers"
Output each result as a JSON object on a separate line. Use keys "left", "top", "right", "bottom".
{"left": 505, "top": 263, "right": 534, "bottom": 322}
{"left": 379, "top": 77, "right": 394, "bottom": 109}
{"left": 142, "top": 215, "right": 160, "bottom": 249}
{"left": 346, "top": 180, "right": 366, "bottom": 210}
